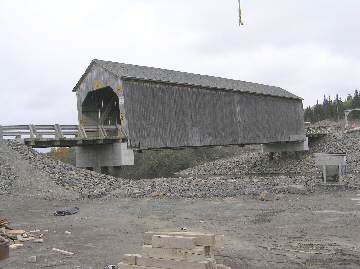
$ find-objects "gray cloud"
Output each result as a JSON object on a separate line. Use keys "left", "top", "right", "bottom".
{"left": 0, "top": 0, "right": 359, "bottom": 125}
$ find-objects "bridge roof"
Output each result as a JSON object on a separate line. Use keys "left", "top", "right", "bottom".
{"left": 73, "top": 59, "right": 301, "bottom": 100}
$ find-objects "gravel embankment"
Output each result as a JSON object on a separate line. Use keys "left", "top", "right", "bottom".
{"left": 178, "top": 127, "right": 360, "bottom": 187}
{"left": 0, "top": 149, "right": 17, "bottom": 195}
{"left": 1, "top": 124, "right": 360, "bottom": 200}
{"left": 0, "top": 140, "right": 129, "bottom": 199}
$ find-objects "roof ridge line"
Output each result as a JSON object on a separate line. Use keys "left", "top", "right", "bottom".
{"left": 94, "top": 59, "right": 285, "bottom": 91}
{"left": 74, "top": 59, "right": 301, "bottom": 100}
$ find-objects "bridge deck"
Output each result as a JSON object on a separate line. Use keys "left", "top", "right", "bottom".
{"left": 0, "top": 124, "right": 124, "bottom": 148}
{"left": 1, "top": 124, "right": 330, "bottom": 148}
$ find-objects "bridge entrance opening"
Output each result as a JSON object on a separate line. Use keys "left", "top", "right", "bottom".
{"left": 76, "top": 87, "right": 134, "bottom": 170}
{"left": 81, "top": 87, "right": 120, "bottom": 136}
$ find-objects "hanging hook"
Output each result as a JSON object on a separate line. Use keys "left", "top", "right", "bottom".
{"left": 238, "top": 0, "right": 244, "bottom": 26}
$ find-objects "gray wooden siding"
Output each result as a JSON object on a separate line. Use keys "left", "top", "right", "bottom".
{"left": 123, "top": 80, "right": 304, "bottom": 149}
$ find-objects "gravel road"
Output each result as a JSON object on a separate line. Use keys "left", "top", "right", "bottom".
{"left": 1, "top": 192, "right": 360, "bottom": 269}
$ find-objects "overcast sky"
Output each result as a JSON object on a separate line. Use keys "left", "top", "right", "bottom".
{"left": 1, "top": 0, "right": 360, "bottom": 125}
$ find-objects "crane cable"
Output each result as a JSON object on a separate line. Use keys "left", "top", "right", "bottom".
{"left": 238, "top": 0, "right": 244, "bottom": 25}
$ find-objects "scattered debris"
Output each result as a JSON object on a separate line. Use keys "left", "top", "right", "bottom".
{"left": 0, "top": 217, "right": 9, "bottom": 227}
{"left": 259, "top": 191, "right": 275, "bottom": 201}
{"left": 9, "top": 243, "right": 23, "bottom": 249}
{"left": 0, "top": 216, "right": 45, "bottom": 248}
{"left": 28, "top": 255, "right": 37, "bottom": 263}
{"left": 6, "top": 229, "right": 26, "bottom": 236}
{"left": 52, "top": 247, "right": 74, "bottom": 256}
{"left": 17, "top": 234, "right": 35, "bottom": 242}
{"left": 54, "top": 207, "right": 80, "bottom": 216}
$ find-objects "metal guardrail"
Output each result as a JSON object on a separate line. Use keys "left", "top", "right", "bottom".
{"left": 0, "top": 124, "right": 124, "bottom": 147}
{"left": 0, "top": 124, "right": 329, "bottom": 147}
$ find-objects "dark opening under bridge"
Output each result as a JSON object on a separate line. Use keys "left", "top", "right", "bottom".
{"left": 2, "top": 59, "right": 315, "bottom": 171}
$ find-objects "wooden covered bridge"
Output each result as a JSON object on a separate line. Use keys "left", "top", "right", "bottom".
{"left": 1, "top": 59, "right": 309, "bottom": 170}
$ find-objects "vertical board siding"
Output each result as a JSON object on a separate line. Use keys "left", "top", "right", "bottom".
{"left": 123, "top": 80, "right": 304, "bottom": 149}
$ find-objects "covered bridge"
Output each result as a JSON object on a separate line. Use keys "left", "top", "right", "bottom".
{"left": 73, "top": 59, "right": 306, "bottom": 169}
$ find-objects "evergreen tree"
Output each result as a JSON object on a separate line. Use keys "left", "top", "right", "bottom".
{"left": 353, "top": 90, "right": 360, "bottom": 108}
{"left": 303, "top": 91, "right": 357, "bottom": 123}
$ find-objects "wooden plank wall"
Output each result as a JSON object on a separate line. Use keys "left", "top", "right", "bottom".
{"left": 123, "top": 80, "right": 304, "bottom": 149}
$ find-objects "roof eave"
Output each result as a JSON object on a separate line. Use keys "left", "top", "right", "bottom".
{"left": 121, "top": 76, "right": 302, "bottom": 101}
{"left": 72, "top": 59, "right": 99, "bottom": 92}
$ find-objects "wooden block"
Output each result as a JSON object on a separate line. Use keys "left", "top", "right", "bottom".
{"left": 6, "top": 230, "right": 25, "bottom": 236}
{"left": 123, "top": 254, "right": 139, "bottom": 265}
{"left": 136, "top": 255, "right": 216, "bottom": 269}
{"left": 9, "top": 243, "right": 23, "bottom": 249}
{"left": 152, "top": 235, "right": 196, "bottom": 249}
{"left": 142, "top": 245, "right": 213, "bottom": 261}
{"left": 117, "top": 262, "right": 167, "bottom": 269}
{"left": 144, "top": 231, "right": 215, "bottom": 246}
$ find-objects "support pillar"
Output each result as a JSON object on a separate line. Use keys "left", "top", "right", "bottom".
{"left": 76, "top": 142, "right": 134, "bottom": 171}
{"left": 261, "top": 138, "right": 309, "bottom": 154}
{"left": 322, "top": 165, "right": 327, "bottom": 183}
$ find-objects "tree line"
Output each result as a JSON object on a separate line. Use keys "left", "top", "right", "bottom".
{"left": 304, "top": 90, "right": 360, "bottom": 123}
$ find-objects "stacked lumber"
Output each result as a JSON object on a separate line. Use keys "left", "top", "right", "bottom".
{"left": 0, "top": 217, "right": 9, "bottom": 227}
{"left": 0, "top": 217, "right": 44, "bottom": 249}
{"left": 118, "top": 231, "right": 231, "bottom": 269}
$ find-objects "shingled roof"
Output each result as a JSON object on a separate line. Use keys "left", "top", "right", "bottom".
{"left": 73, "top": 59, "right": 301, "bottom": 100}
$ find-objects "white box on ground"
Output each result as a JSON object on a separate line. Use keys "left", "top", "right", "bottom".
{"left": 123, "top": 254, "right": 138, "bottom": 265}
{"left": 144, "top": 231, "right": 215, "bottom": 246}
{"left": 152, "top": 234, "right": 196, "bottom": 249}
{"left": 142, "top": 245, "right": 211, "bottom": 261}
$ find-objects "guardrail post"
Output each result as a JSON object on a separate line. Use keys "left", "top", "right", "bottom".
{"left": 97, "top": 125, "right": 106, "bottom": 138}
{"left": 29, "top": 124, "right": 38, "bottom": 139}
{"left": 54, "top": 124, "right": 64, "bottom": 139}
{"left": 76, "top": 125, "right": 85, "bottom": 139}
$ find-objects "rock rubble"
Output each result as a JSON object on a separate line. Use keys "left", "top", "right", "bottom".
{"left": 178, "top": 128, "right": 360, "bottom": 189}
{"left": 1, "top": 123, "right": 359, "bottom": 200}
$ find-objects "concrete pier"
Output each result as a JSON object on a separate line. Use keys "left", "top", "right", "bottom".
{"left": 76, "top": 142, "right": 134, "bottom": 170}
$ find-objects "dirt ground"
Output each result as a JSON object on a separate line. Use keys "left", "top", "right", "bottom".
{"left": 1, "top": 190, "right": 360, "bottom": 269}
